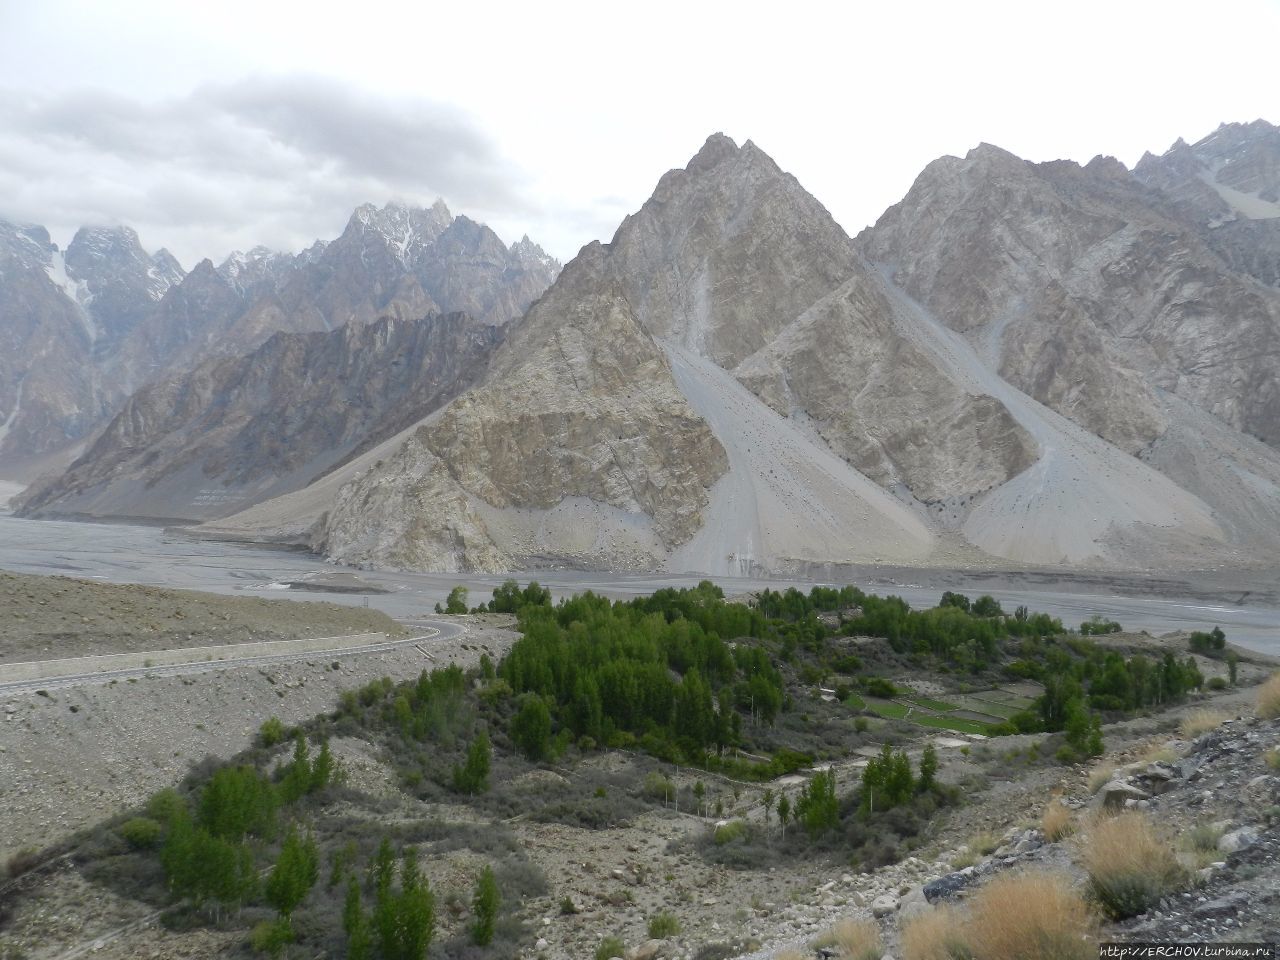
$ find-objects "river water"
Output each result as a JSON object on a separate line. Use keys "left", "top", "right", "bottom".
{"left": 1, "top": 511, "right": 1277, "bottom": 656}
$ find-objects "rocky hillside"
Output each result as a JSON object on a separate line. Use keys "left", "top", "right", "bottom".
{"left": 859, "top": 133, "right": 1280, "bottom": 564}
{"left": 15, "top": 312, "right": 505, "bottom": 522}
{"left": 0, "top": 202, "right": 558, "bottom": 480}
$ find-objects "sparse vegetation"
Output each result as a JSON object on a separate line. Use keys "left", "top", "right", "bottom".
{"left": 595, "top": 935, "right": 626, "bottom": 960}
{"left": 1183, "top": 822, "right": 1226, "bottom": 868}
{"left": 814, "top": 917, "right": 881, "bottom": 960}
{"left": 1257, "top": 671, "right": 1280, "bottom": 719}
{"left": 1082, "top": 811, "right": 1187, "bottom": 919}
{"left": 899, "top": 903, "right": 972, "bottom": 960}
{"left": 1086, "top": 764, "right": 1116, "bottom": 794}
{"left": 967, "top": 869, "right": 1097, "bottom": 960}
{"left": 1180, "top": 708, "right": 1229, "bottom": 738}
{"left": 10, "top": 577, "right": 1246, "bottom": 958}
{"left": 648, "top": 911, "right": 681, "bottom": 938}
{"left": 1042, "top": 802, "right": 1074, "bottom": 842}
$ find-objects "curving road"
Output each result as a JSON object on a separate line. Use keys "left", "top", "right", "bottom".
{"left": 0, "top": 618, "right": 464, "bottom": 695}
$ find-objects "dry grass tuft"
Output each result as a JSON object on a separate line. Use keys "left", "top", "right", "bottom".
{"left": 1081, "top": 811, "right": 1188, "bottom": 919}
{"left": 1265, "top": 747, "right": 1280, "bottom": 771}
{"left": 900, "top": 904, "right": 973, "bottom": 960}
{"left": 1180, "top": 709, "right": 1230, "bottom": 739}
{"left": 1042, "top": 801, "right": 1075, "bottom": 842}
{"left": 951, "top": 829, "right": 1000, "bottom": 869}
{"left": 1182, "top": 822, "right": 1226, "bottom": 868}
{"left": 968, "top": 870, "right": 1096, "bottom": 960}
{"left": 775, "top": 952, "right": 811, "bottom": 960}
{"left": 1257, "top": 672, "right": 1280, "bottom": 720}
{"left": 814, "top": 918, "right": 882, "bottom": 960}
{"left": 1138, "top": 740, "right": 1178, "bottom": 764}
{"left": 1086, "top": 763, "right": 1116, "bottom": 794}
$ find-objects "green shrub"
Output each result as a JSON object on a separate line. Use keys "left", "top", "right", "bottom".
{"left": 1206, "top": 676, "right": 1227, "bottom": 691}
{"left": 250, "top": 918, "right": 293, "bottom": 956}
{"left": 864, "top": 676, "right": 898, "bottom": 698}
{"left": 258, "top": 716, "right": 287, "bottom": 748}
{"left": 119, "top": 817, "right": 164, "bottom": 849}
{"left": 713, "top": 820, "right": 748, "bottom": 845}
{"left": 648, "top": 911, "right": 681, "bottom": 938}
{"left": 643, "top": 772, "right": 675, "bottom": 803}
{"left": 595, "top": 935, "right": 626, "bottom": 960}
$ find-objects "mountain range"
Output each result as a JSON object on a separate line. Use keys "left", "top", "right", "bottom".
{"left": 9, "top": 120, "right": 1280, "bottom": 575}
{"left": 0, "top": 201, "right": 559, "bottom": 480}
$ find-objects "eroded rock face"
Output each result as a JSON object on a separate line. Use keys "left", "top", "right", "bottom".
{"left": 583, "top": 135, "right": 1036, "bottom": 507}
{"left": 861, "top": 141, "right": 1280, "bottom": 454}
{"left": 734, "top": 276, "right": 1037, "bottom": 504}
{"left": 16, "top": 313, "right": 504, "bottom": 521}
{"left": 610, "top": 134, "right": 861, "bottom": 367}
{"left": 317, "top": 248, "right": 727, "bottom": 571}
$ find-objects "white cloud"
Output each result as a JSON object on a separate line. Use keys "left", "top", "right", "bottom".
{"left": 1, "top": 0, "right": 1278, "bottom": 264}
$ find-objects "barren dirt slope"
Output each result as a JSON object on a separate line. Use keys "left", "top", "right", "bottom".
{"left": 663, "top": 343, "right": 935, "bottom": 574}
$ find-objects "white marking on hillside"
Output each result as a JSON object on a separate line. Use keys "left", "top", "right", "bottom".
{"left": 44, "top": 250, "right": 98, "bottom": 340}
{"left": 0, "top": 377, "right": 24, "bottom": 449}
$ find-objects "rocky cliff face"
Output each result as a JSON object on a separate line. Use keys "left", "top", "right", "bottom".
{"left": 588, "top": 135, "right": 1038, "bottom": 507}
{"left": 859, "top": 133, "right": 1280, "bottom": 564}
{"left": 16, "top": 312, "right": 504, "bottom": 521}
{"left": 308, "top": 136, "right": 1006, "bottom": 572}
{"left": 315, "top": 243, "right": 729, "bottom": 571}
{"left": 861, "top": 142, "right": 1280, "bottom": 453}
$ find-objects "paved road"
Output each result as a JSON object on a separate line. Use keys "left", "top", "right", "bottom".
{"left": 0, "top": 619, "right": 464, "bottom": 694}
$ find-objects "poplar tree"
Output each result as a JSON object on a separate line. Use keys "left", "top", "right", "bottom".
{"left": 265, "top": 825, "right": 318, "bottom": 924}
{"left": 471, "top": 865, "right": 499, "bottom": 946}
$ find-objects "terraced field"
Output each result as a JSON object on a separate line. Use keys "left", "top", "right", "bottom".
{"left": 847, "top": 681, "right": 1043, "bottom": 736}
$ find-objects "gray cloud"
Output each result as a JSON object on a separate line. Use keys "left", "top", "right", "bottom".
{"left": 0, "top": 77, "right": 544, "bottom": 266}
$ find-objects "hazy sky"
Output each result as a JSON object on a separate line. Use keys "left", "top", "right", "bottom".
{"left": 1, "top": 0, "right": 1277, "bottom": 267}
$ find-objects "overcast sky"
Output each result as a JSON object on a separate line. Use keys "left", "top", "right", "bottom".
{"left": 1, "top": 0, "right": 1277, "bottom": 267}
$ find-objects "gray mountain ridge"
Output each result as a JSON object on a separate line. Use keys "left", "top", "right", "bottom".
{"left": 15, "top": 124, "right": 1280, "bottom": 574}
{"left": 0, "top": 201, "right": 560, "bottom": 479}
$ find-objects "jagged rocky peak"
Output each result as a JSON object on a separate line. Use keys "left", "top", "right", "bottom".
{"left": 65, "top": 224, "right": 185, "bottom": 296}
{"left": 606, "top": 131, "right": 861, "bottom": 367}
{"left": 435, "top": 215, "right": 509, "bottom": 259}
{"left": 1135, "top": 118, "right": 1280, "bottom": 222}
{"left": 509, "top": 235, "right": 559, "bottom": 272}
{"left": 0, "top": 219, "right": 58, "bottom": 270}
{"left": 344, "top": 198, "right": 454, "bottom": 258}
{"left": 216, "top": 244, "right": 296, "bottom": 293}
